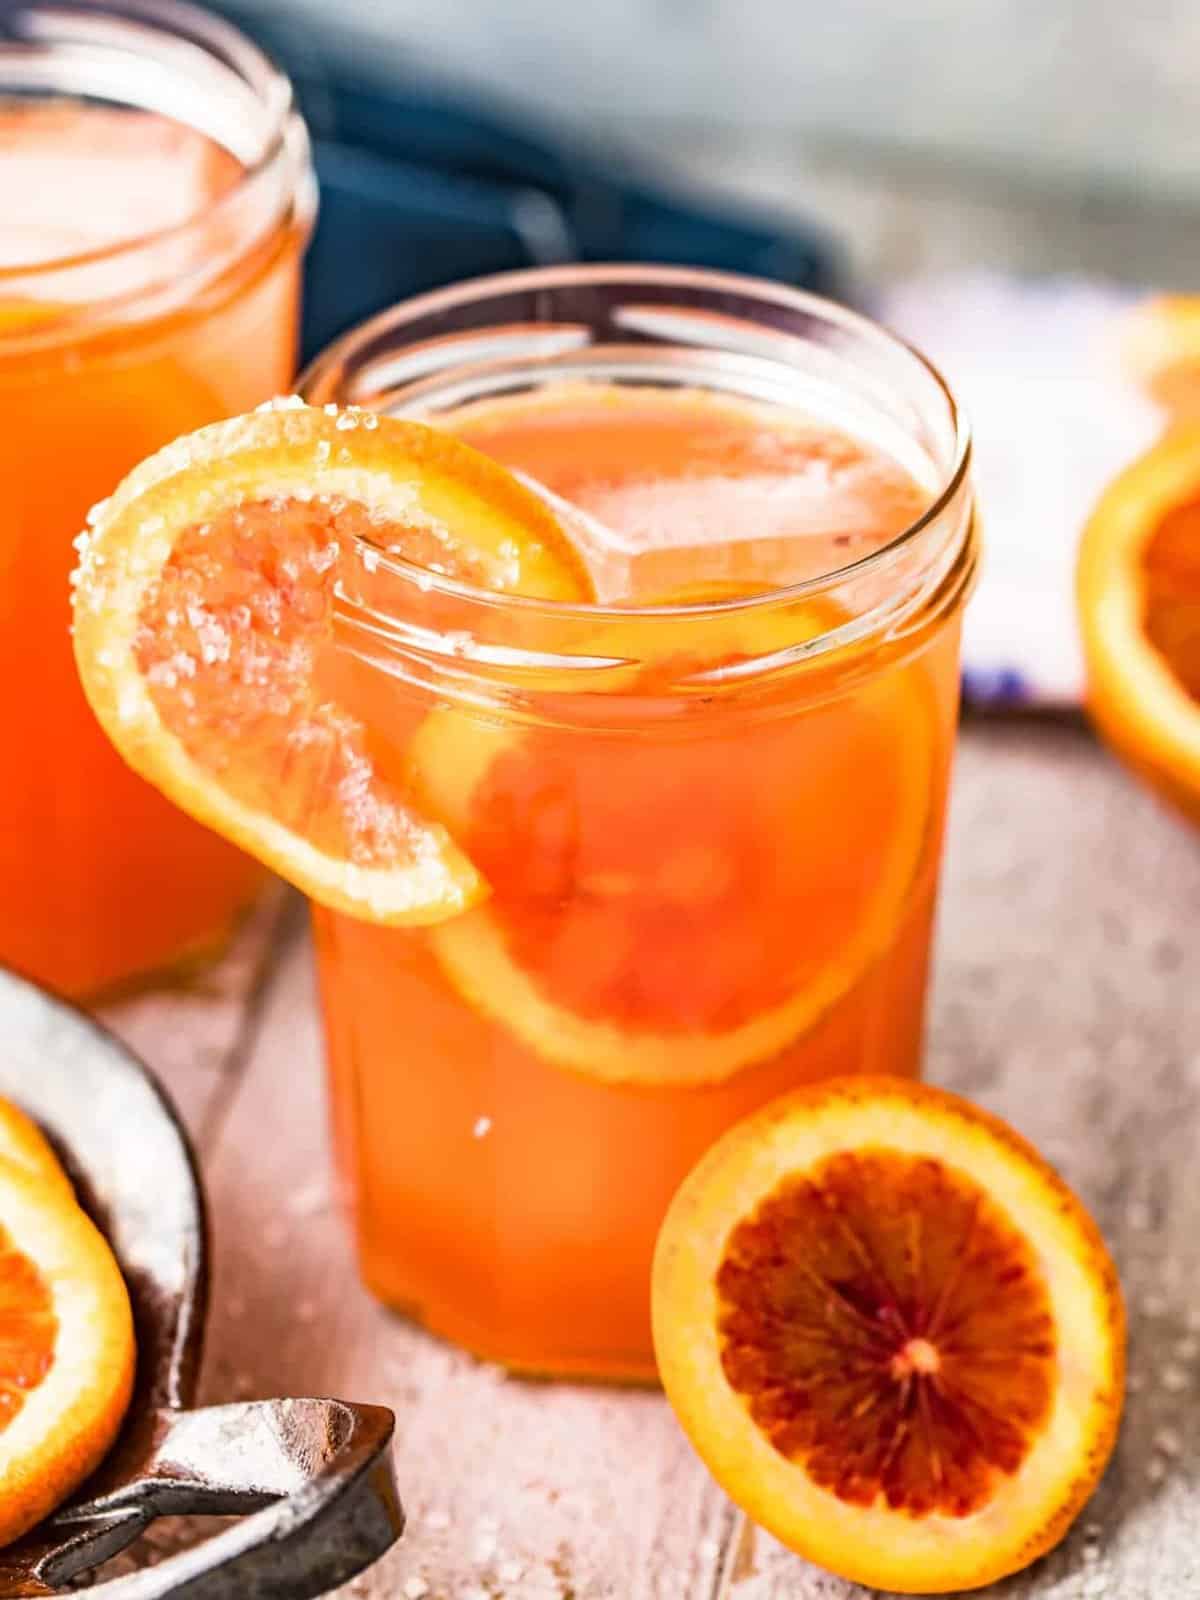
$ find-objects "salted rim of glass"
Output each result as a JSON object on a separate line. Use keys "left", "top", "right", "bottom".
{"left": 0, "top": 0, "right": 308, "bottom": 295}
{"left": 300, "top": 264, "right": 976, "bottom": 626}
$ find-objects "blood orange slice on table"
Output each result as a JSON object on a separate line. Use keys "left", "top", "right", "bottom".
{"left": 1078, "top": 426, "right": 1200, "bottom": 827}
{"left": 410, "top": 607, "right": 936, "bottom": 1087}
{"left": 0, "top": 1158, "right": 134, "bottom": 1547}
{"left": 71, "top": 403, "right": 592, "bottom": 924}
{"left": 652, "top": 1077, "right": 1125, "bottom": 1595}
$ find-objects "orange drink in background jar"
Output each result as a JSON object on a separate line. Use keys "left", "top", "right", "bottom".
{"left": 299, "top": 268, "right": 979, "bottom": 1379}
{"left": 0, "top": 0, "right": 313, "bottom": 997}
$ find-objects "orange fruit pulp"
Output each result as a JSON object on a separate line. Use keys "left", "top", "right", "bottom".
{"left": 0, "top": 101, "right": 305, "bottom": 999}
{"left": 652, "top": 1078, "right": 1124, "bottom": 1593}
{"left": 310, "top": 384, "right": 967, "bottom": 1379}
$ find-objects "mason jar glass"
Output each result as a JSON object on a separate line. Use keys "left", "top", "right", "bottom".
{"left": 0, "top": 0, "right": 315, "bottom": 996}
{"left": 302, "top": 265, "right": 978, "bottom": 1380}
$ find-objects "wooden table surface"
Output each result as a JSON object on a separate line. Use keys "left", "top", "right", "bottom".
{"left": 98, "top": 718, "right": 1200, "bottom": 1600}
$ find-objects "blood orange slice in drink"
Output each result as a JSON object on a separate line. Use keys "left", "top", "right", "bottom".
{"left": 652, "top": 1077, "right": 1125, "bottom": 1594}
{"left": 72, "top": 403, "right": 592, "bottom": 924}
{"left": 410, "top": 606, "right": 935, "bottom": 1086}
{"left": 0, "top": 1158, "right": 135, "bottom": 1546}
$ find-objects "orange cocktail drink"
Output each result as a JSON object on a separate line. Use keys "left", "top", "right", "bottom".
{"left": 300, "top": 268, "right": 978, "bottom": 1380}
{"left": 0, "top": 1, "right": 313, "bottom": 997}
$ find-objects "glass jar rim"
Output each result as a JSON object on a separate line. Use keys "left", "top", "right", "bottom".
{"left": 300, "top": 264, "right": 976, "bottom": 629}
{"left": 0, "top": 0, "right": 311, "bottom": 298}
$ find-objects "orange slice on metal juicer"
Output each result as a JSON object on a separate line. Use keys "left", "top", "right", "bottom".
{"left": 409, "top": 603, "right": 934, "bottom": 1087}
{"left": 71, "top": 402, "right": 592, "bottom": 924}
{"left": 0, "top": 1157, "right": 135, "bottom": 1547}
{"left": 0, "top": 1103, "right": 72, "bottom": 1199}
{"left": 1078, "top": 425, "right": 1200, "bottom": 826}
{"left": 652, "top": 1076, "right": 1125, "bottom": 1595}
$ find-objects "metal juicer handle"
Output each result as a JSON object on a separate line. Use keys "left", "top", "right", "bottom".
{"left": 0, "top": 1398, "right": 401, "bottom": 1598}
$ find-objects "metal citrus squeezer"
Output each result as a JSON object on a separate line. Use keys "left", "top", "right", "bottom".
{"left": 0, "top": 967, "right": 403, "bottom": 1598}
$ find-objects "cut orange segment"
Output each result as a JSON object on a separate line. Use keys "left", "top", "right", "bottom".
{"left": 1078, "top": 425, "right": 1200, "bottom": 825}
{"left": 411, "top": 612, "right": 933, "bottom": 1086}
{"left": 0, "top": 1104, "right": 72, "bottom": 1199}
{"left": 72, "top": 403, "right": 592, "bottom": 924}
{"left": 1120, "top": 294, "right": 1200, "bottom": 415}
{"left": 0, "top": 1159, "right": 135, "bottom": 1547}
{"left": 652, "top": 1077, "right": 1125, "bottom": 1595}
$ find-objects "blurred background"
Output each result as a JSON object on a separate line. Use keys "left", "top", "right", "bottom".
{"left": 229, "top": 0, "right": 1200, "bottom": 293}
{"left": 213, "top": 0, "right": 1190, "bottom": 708}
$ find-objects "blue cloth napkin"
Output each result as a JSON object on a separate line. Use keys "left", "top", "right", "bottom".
{"left": 208, "top": 5, "right": 841, "bottom": 360}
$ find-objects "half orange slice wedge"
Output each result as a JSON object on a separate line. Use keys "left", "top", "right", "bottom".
{"left": 1121, "top": 294, "right": 1200, "bottom": 415}
{"left": 0, "top": 1104, "right": 73, "bottom": 1200}
{"left": 0, "top": 1158, "right": 135, "bottom": 1546}
{"left": 1078, "top": 425, "right": 1200, "bottom": 825}
{"left": 72, "top": 403, "right": 592, "bottom": 924}
{"left": 652, "top": 1077, "right": 1125, "bottom": 1594}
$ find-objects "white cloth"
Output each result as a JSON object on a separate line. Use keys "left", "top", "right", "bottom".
{"left": 877, "top": 272, "right": 1165, "bottom": 707}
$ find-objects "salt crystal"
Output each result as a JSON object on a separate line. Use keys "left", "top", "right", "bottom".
{"left": 402, "top": 1578, "right": 429, "bottom": 1599}
{"left": 315, "top": 440, "right": 331, "bottom": 465}
{"left": 360, "top": 547, "right": 380, "bottom": 574}
{"left": 698, "top": 1538, "right": 721, "bottom": 1561}
{"left": 86, "top": 498, "right": 109, "bottom": 527}
{"left": 335, "top": 412, "right": 358, "bottom": 431}
{"left": 363, "top": 411, "right": 380, "bottom": 430}
{"left": 324, "top": 402, "right": 339, "bottom": 417}
{"left": 473, "top": 1117, "right": 492, "bottom": 1139}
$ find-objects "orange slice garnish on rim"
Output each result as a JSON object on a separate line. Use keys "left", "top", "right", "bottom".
{"left": 652, "top": 1076, "right": 1125, "bottom": 1595}
{"left": 0, "top": 1157, "right": 135, "bottom": 1547}
{"left": 410, "top": 607, "right": 935, "bottom": 1086}
{"left": 71, "top": 403, "right": 592, "bottom": 924}
{"left": 1078, "top": 425, "right": 1200, "bottom": 825}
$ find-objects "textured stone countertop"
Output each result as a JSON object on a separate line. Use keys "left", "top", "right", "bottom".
{"left": 86, "top": 715, "right": 1200, "bottom": 1598}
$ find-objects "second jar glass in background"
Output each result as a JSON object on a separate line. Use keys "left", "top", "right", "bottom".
{"left": 302, "top": 266, "right": 978, "bottom": 1381}
{"left": 0, "top": 0, "right": 314, "bottom": 997}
